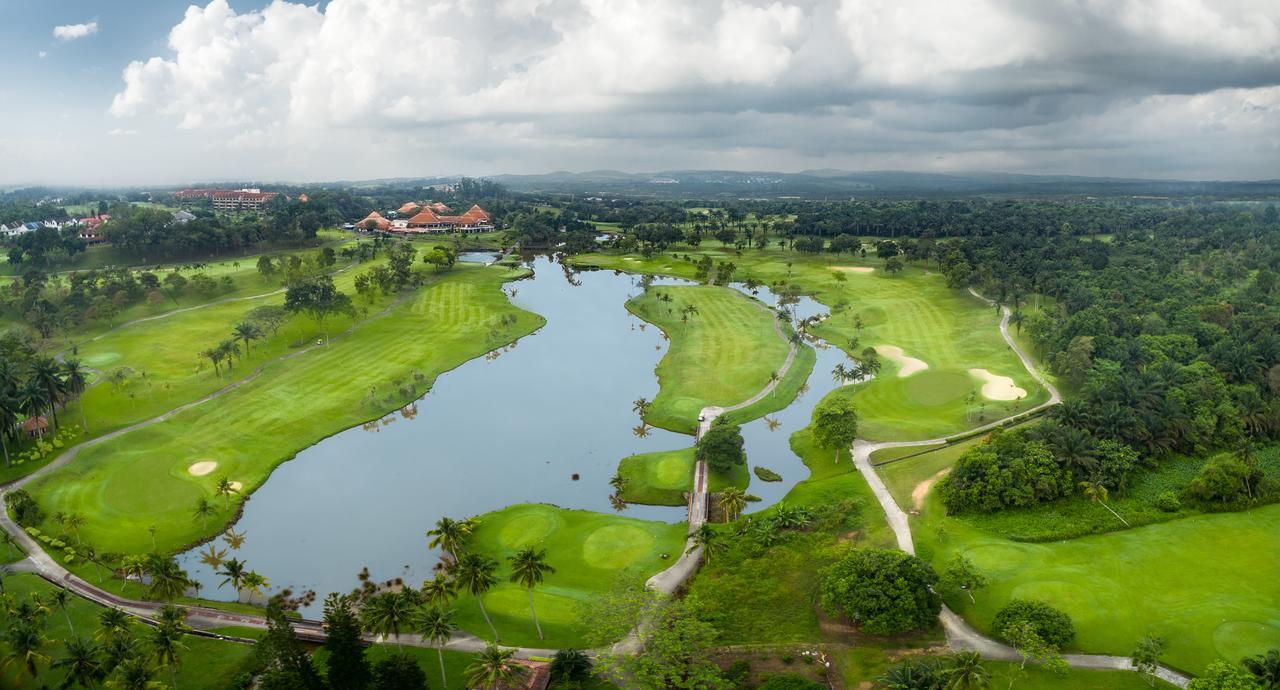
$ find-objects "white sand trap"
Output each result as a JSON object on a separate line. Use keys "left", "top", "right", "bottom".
{"left": 188, "top": 461, "right": 218, "bottom": 476}
{"left": 969, "top": 368, "right": 1027, "bottom": 400}
{"left": 835, "top": 266, "right": 875, "bottom": 274}
{"left": 228, "top": 481, "right": 243, "bottom": 492}
{"left": 876, "top": 345, "right": 929, "bottom": 377}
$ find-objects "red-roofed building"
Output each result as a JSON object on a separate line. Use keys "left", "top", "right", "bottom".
{"left": 430, "top": 202, "right": 452, "bottom": 213}
{"left": 22, "top": 416, "right": 48, "bottom": 438}
{"left": 175, "top": 188, "right": 278, "bottom": 212}
{"left": 500, "top": 660, "right": 551, "bottom": 690}
{"left": 396, "top": 204, "right": 493, "bottom": 234}
{"left": 355, "top": 211, "right": 392, "bottom": 232}
{"left": 396, "top": 202, "right": 421, "bottom": 215}
{"left": 77, "top": 214, "right": 111, "bottom": 245}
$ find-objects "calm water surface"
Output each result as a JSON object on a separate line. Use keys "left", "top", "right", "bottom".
{"left": 179, "top": 257, "right": 846, "bottom": 613}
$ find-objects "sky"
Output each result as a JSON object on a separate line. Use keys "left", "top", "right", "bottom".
{"left": 1, "top": 0, "right": 1278, "bottom": 186}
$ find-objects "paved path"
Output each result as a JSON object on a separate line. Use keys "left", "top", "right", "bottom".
{"left": 850, "top": 291, "right": 1189, "bottom": 687}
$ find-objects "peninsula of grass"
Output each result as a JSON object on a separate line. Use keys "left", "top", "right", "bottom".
{"left": 627, "top": 284, "right": 792, "bottom": 433}
{"left": 0, "top": 572, "right": 255, "bottom": 689}
{"left": 455, "top": 503, "right": 686, "bottom": 648}
{"left": 27, "top": 263, "right": 545, "bottom": 556}
{"left": 577, "top": 248, "right": 1047, "bottom": 442}
{"left": 617, "top": 446, "right": 749, "bottom": 506}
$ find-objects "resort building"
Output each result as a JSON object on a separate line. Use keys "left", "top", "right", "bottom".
{"left": 175, "top": 188, "right": 279, "bottom": 211}
{"left": 400, "top": 204, "right": 493, "bottom": 233}
{"left": 355, "top": 211, "right": 392, "bottom": 232}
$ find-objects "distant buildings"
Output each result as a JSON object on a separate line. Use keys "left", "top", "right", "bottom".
{"left": 354, "top": 203, "right": 494, "bottom": 234}
{"left": 175, "top": 188, "right": 279, "bottom": 211}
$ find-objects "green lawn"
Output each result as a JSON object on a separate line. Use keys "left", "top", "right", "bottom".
{"left": 839, "top": 646, "right": 1173, "bottom": 689}
{"left": 627, "top": 285, "right": 792, "bottom": 433}
{"left": 617, "top": 447, "right": 749, "bottom": 506}
{"left": 456, "top": 503, "right": 687, "bottom": 648}
{"left": 0, "top": 573, "right": 255, "bottom": 689}
{"left": 27, "top": 264, "right": 544, "bottom": 557}
{"left": 577, "top": 248, "right": 1047, "bottom": 442}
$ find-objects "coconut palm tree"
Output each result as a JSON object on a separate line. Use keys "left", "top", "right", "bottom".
{"left": 45, "top": 588, "right": 75, "bottom": 633}
{"left": 214, "top": 479, "right": 238, "bottom": 511}
{"left": 240, "top": 571, "right": 268, "bottom": 604}
{"left": 419, "top": 573, "right": 455, "bottom": 607}
{"left": 455, "top": 552, "right": 500, "bottom": 641}
{"left": 120, "top": 556, "right": 149, "bottom": 594}
{"left": 61, "top": 358, "right": 90, "bottom": 432}
{"left": 59, "top": 512, "right": 88, "bottom": 545}
{"left": 360, "top": 591, "right": 414, "bottom": 648}
{"left": 191, "top": 498, "right": 215, "bottom": 529}
{"left": 464, "top": 644, "right": 529, "bottom": 690}
{"left": 0, "top": 391, "right": 19, "bottom": 466}
{"left": 508, "top": 548, "right": 556, "bottom": 640}
{"left": 16, "top": 378, "right": 50, "bottom": 437}
{"left": 97, "top": 608, "right": 131, "bottom": 641}
{"left": 1080, "top": 479, "right": 1130, "bottom": 527}
{"left": 687, "top": 524, "right": 726, "bottom": 563}
{"left": 1243, "top": 649, "right": 1280, "bottom": 689}
{"left": 1, "top": 621, "right": 50, "bottom": 682}
{"left": 30, "top": 356, "right": 66, "bottom": 429}
{"left": 944, "top": 651, "right": 990, "bottom": 689}
{"left": 108, "top": 656, "right": 158, "bottom": 690}
{"left": 1052, "top": 426, "right": 1098, "bottom": 475}
{"left": 216, "top": 558, "right": 246, "bottom": 599}
{"left": 145, "top": 555, "right": 191, "bottom": 602}
{"left": 426, "top": 517, "right": 474, "bottom": 560}
{"left": 718, "top": 487, "right": 748, "bottom": 523}
{"left": 53, "top": 637, "right": 107, "bottom": 689}
{"left": 411, "top": 605, "right": 457, "bottom": 688}
{"left": 200, "top": 348, "right": 222, "bottom": 377}
{"left": 102, "top": 633, "right": 143, "bottom": 678}
{"left": 231, "top": 322, "right": 263, "bottom": 357}
{"left": 148, "top": 622, "right": 186, "bottom": 690}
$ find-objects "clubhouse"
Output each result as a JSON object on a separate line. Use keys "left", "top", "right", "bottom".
{"left": 354, "top": 203, "right": 494, "bottom": 234}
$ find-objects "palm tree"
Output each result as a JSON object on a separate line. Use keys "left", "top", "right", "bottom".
{"left": 1052, "top": 426, "right": 1098, "bottom": 475}
{"left": 455, "top": 552, "right": 500, "bottom": 641}
{"left": 360, "top": 591, "right": 414, "bottom": 648}
{"left": 61, "top": 358, "right": 90, "bottom": 432}
{"left": 464, "top": 644, "right": 529, "bottom": 690}
{"left": 944, "top": 651, "right": 990, "bottom": 689}
{"left": 16, "top": 378, "right": 50, "bottom": 437}
{"left": 240, "top": 571, "right": 268, "bottom": 604}
{"left": 411, "top": 605, "right": 457, "bottom": 688}
{"left": 148, "top": 622, "right": 186, "bottom": 690}
{"left": 2, "top": 621, "right": 50, "bottom": 682}
{"left": 146, "top": 555, "right": 191, "bottom": 602}
{"left": 632, "top": 397, "right": 650, "bottom": 415}
{"left": 222, "top": 528, "right": 246, "bottom": 550}
{"left": 53, "top": 637, "right": 107, "bottom": 689}
{"left": 1080, "top": 479, "right": 1130, "bottom": 527}
{"left": 120, "top": 555, "right": 149, "bottom": 594}
{"left": 0, "top": 391, "right": 19, "bottom": 466}
{"left": 687, "top": 524, "right": 726, "bottom": 563}
{"left": 718, "top": 487, "right": 748, "bottom": 523}
{"left": 30, "top": 356, "right": 66, "bottom": 429}
{"left": 420, "top": 573, "right": 455, "bottom": 607}
{"left": 107, "top": 656, "right": 158, "bottom": 690}
{"left": 426, "top": 517, "right": 475, "bottom": 560}
{"left": 200, "top": 348, "right": 222, "bottom": 377}
{"left": 831, "top": 362, "right": 852, "bottom": 385}
{"left": 215, "top": 339, "right": 240, "bottom": 370}
{"left": 97, "top": 608, "right": 131, "bottom": 641}
{"left": 192, "top": 497, "right": 215, "bottom": 529}
{"left": 508, "top": 547, "right": 556, "bottom": 640}
{"left": 231, "top": 322, "right": 263, "bottom": 357}
{"left": 45, "top": 588, "right": 75, "bottom": 633}
{"left": 59, "top": 512, "right": 88, "bottom": 545}
{"left": 216, "top": 558, "right": 246, "bottom": 599}
{"left": 157, "top": 605, "right": 187, "bottom": 631}
{"left": 197, "top": 544, "right": 226, "bottom": 571}
{"left": 215, "top": 479, "right": 238, "bottom": 511}
{"left": 1243, "top": 649, "right": 1280, "bottom": 689}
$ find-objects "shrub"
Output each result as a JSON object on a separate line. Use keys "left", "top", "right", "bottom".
{"left": 1154, "top": 491, "right": 1182, "bottom": 512}
{"left": 758, "top": 672, "right": 825, "bottom": 690}
{"left": 820, "top": 548, "right": 941, "bottom": 635}
{"left": 939, "top": 430, "right": 1071, "bottom": 513}
{"left": 5, "top": 489, "right": 45, "bottom": 527}
{"left": 724, "top": 659, "right": 751, "bottom": 687}
{"left": 369, "top": 653, "right": 426, "bottom": 690}
{"left": 993, "top": 600, "right": 1075, "bottom": 649}
{"left": 697, "top": 421, "right": 746, "bottom": 473}
{"left": 754, "top": 466, "right": 783, "bottom": 482}
{"left": 1187, "top": 456, "right": 1264, "bottom": 508}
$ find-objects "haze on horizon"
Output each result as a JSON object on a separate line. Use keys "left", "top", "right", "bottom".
{"left": 1, "top": 0, "right": 1278, "bottom": 186}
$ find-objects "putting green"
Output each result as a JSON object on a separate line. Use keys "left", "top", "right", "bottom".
{"left": 902, "top": 369, "right": 972, "bottom": 406}
{"left": 617, "top": 446, "right": 750, "bottom": 506}
{"left": 627, "top": 284, "right": 792, "bottom": 432}
{"left": 458, "top": 503, "right": 685, "bottom": 648}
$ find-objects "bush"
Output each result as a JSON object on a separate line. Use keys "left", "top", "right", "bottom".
{"left": 697, "top": 421, "right": 746, "bottom": 473}
{"left": 820, "top": 548, "right": 941, "bottom": 635}
{"left": 1187, "top": 456, "right": 1264, "bottom": 508}
{"left": 939, "top": 430, "right": 1071, "bottom": 513}
{"left": 754, "top": 466, "right": 783, "bottom": 482}
{"left": 5, "top": 489, "right": 43, "bottom": 527}
{"left": 724, "top": 659, "right": 751, "bottom": 688}
{"left": 758, "top": 672, "right": 825, "bottom": 690}
{"left": 370, "top": 653, "right": 426, "bottom": 690}
{"left": 1154, "top": 490, "right": 1182, "bottom": 512}
{"left": 993, "top": 599, "right": 1075, "bottom": 649}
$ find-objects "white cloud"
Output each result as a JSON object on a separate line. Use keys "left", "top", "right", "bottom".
{"left": 53, "top": 21, "right": 98, "bottom": 41}
{"left": 38, "top": 51, "right": 47, "bottom": 58}
{"left": 91, "top": 0, "right": 1280, "bottom": 180}
{"left": 107, "top": 128, "right": 137, "bottom": 136}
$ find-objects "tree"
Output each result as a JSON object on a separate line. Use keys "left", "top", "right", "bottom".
{"left": 106, "top": 656, "right": 159, "bottom": 690}
{"left": 322, "top": 594, "right": 370, "bottom": 690}
{"left": 59, "top": 512, "right": 88, "bottom": 545}
{"left": 256, "top": 599, "right": 323, "bottom": 690}
{"left": 993, "top": 600, "right": 1075, "bottom": 649}
{"left": 232, "top": 322, "right": 262, "bottom": 356}
{"left": 885, "top": 257, "right": 904, "bottom": 275}
{"left": 30, "top": 356, "right": 65, "bottom": 429}
{"left": 147, "top": 621, "right": 186, "bottom": 690}
{"left": 687, "top": 523, "right": 727, "bottom": 563}
{"left": 465, "top": 644, "right": 529, "bottom": 690}
{"left": 45, "top": 588, "right": 75, "bottom": 633}
{"left": 192, "top": 497, "right": 215, "bottom": 529}
{"left": 941, "top": 554, "right": 988, "bottom": 603}
{"left": 1, "top": 620, "right": 50, "bottom": 681}
{"left": 1131, "top": 634, "right": 1166, "bottom": 687}
{"left": 215, "top": 478, "right": 238, "bottom": 511}
{"left": 1080, "top": 478, "right": 1130, "bottom": 526}
{"left": 217, "top": 558, "right": 247, "bottom": 599}
{"left": 419, "top": 573, "right": 455, "bottom": 607}
{"left": 283, "top": 274, "right": 353, "bottom": 336}
{"left": 456, "top": 553, "right": 500, "bottom": 641}
{"left": 145, "top": 555, "right": 191, "bottom": 602}
{"left": 1004, "top": 621, "right": 1067, "bottom": 674}
{"left": 811, "top": 395, "right": 859, "bottom": 462}
{"left": 550, "top": 649, "right": 593, "bottom": 686}
{"left": 1242, "top": 649, "right": 1280, "bottom": 689}
{"left": 362, "top": 591, "right": 416, "bottom": 648}
{"left": 53, "top": 637, "right": 107, "bottom": 689}
{"left": 61, "top": 358, "right": 90, "bottom": 432}
{"left": 426, "top": 516, "right": 474, "bottom": 560}
{"left": 695, "top": 421, "right": 746, "bottom": 473}
{"left": 819, "top": 548, "right": 940, "bottom": 635}
{"left": 371, "top": 653, "right": 428, "bottom": 690}
{"left": 411, "top": 605, "right": 457, "bottom": 689}
{"left": 1186, "top": 660, "right": 1263, "bottom": 690}
{"left": 241, "top": 571, "right": 269, "bottom": 603}
{"left": 944, "top": 651, "right": 990, "bottom": 690}
{"left": 508, "top": 547, "right": 556, "bottom": 640}
{"left": 718, "top": 486, "right": 748, "bottom": 522}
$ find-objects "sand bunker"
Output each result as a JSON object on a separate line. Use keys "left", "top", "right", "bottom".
{"left": 835, "top": 266, "right": 875, "bottom": 274}
{"left": 228, "top": 481, "right": 243, "bottom": 492}
{"left": 969, "top": 368, "right": 1027, "bottom": 400}
{"left": 188, "top": 461, "right": 218, "bottom": 476}
{"left": 876, "top": 345, "right": 929, "bottom": 377}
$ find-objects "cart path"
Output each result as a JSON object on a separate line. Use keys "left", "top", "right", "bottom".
{"left": 851, "top": 292, "right": 1188, "bottom": 687}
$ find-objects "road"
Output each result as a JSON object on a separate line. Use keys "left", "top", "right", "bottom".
{"left": 851, "top": 292, "right": 1189, "bottom": 688}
